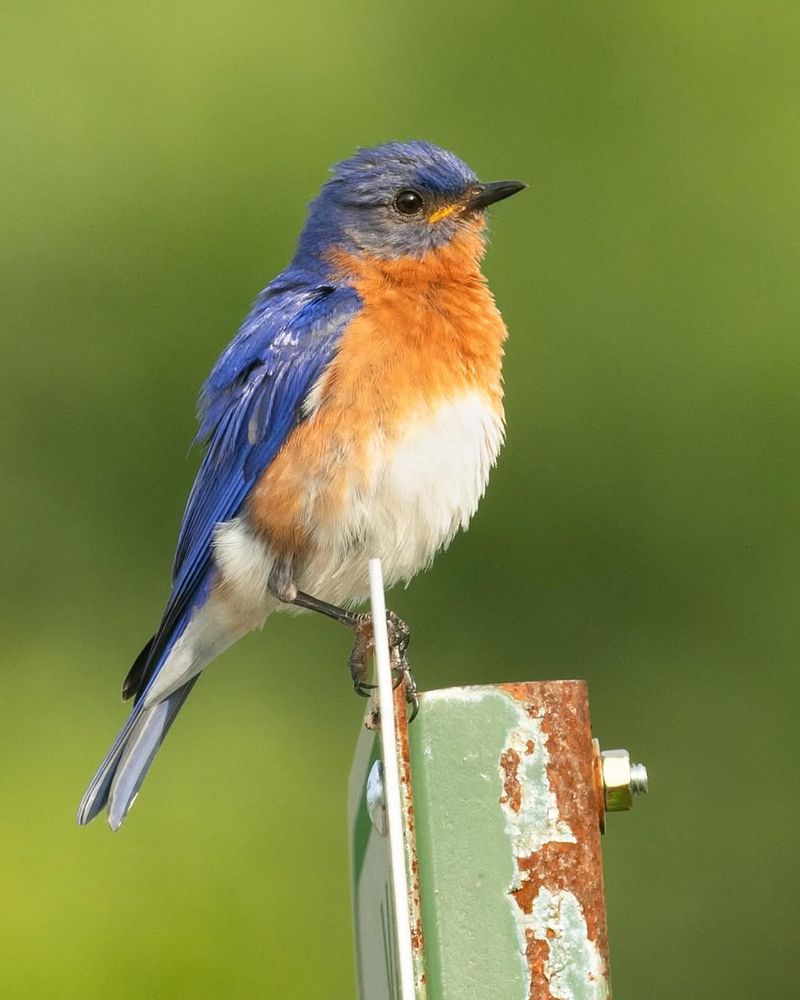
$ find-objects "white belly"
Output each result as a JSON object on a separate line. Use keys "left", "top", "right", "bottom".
{"left": 302, "top": 390, "right": 504, "bottom": 603}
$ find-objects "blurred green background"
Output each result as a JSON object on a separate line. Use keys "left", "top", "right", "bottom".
{"left": 1, "top": 1, "right": 798, "bottom": 996}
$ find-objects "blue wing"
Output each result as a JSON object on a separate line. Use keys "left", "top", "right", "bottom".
{"left": 80, "top": 276, "right": 362, "bottom": 826}
{"left": 124, "top": 277, "right": 362, "bottom": 702}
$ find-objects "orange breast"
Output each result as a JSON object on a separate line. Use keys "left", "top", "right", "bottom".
{"left": 248, "top": 223, "right": 508, "bottom": 556}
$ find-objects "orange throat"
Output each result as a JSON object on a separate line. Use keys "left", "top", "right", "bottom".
{"left": 325, "top": 221, "right": 507, "bottom": 410}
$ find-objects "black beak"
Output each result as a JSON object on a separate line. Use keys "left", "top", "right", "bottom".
{"left": 466, "top": 180, "right": 527, "bottom": 212}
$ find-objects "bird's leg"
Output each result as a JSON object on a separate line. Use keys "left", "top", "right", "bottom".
{"left": 267, "top": 560, "right": 417, "bottom": 709}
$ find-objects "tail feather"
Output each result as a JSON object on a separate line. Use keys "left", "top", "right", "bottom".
{"left": 77, "top": 707, "right": 143, "bottom": 826}
{"left": 79, "top": 583, "right": 255, "bottom": 829}
{"left": 77, "top": 677, "right": 199, "bottom": 829}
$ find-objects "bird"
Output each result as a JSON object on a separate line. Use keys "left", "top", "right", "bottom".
{"left": 77, "top": 140, "right": 526, "bottom": 830}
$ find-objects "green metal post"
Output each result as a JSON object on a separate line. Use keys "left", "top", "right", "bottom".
{"left": 409, "top": 682, "right": 610, "bottom": 999}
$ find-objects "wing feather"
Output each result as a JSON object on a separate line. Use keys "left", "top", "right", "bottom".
{"left": 124, "top": 279, "right": 361, "bottom": 702}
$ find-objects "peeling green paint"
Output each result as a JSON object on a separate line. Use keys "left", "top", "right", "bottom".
{"left": 527, "top": 890, "right": 607, "bottom": 1000}
{"left": 410, "top": 688, "right": 529, "bottom": 999}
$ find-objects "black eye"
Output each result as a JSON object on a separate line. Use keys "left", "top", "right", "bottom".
{"left": 393, "top": 189, "right": 425, "bottom": 215}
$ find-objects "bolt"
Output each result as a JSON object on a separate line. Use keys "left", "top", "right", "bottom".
{"left": 600, "top": 749, "right": 649, "bottom": 813}
{"left": 630, "top": 761, "right": 649, "bottom": 796}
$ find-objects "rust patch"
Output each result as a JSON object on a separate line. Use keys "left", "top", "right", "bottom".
{"left": 528, "top": 933, "right": 557, "bottom": 1000}
{"left": 500, "top": 680, "right": 611, "bottom": 994}
{"left": 500, "top": 747, "right": 522, "bottom": 812}
{"left": 393, "top": 681, "right": 427, "bottom": 990}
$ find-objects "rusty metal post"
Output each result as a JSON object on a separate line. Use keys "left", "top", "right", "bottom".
{"left": 408, "top": 681, "right": 611, "bottom": 1000}
{"left": 349, "top": 564, "right": 646, "bottom": 998}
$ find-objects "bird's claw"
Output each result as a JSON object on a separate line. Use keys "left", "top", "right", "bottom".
{"left": 347, "top": 610, "right": 418, "bottom": 720}
{"left": 400, "top": 663, "right": 420, "bottom": 723}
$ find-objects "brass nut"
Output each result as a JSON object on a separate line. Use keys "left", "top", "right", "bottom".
{"left": 601, "top": 749, "right": 632, "bottom": 811}
{"left": 600, "top": 749, "right": 648, "bottom": 812}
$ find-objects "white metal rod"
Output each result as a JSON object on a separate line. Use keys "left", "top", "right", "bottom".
{"left": 368, "top": 558, "right": 415, "bottom": 1000}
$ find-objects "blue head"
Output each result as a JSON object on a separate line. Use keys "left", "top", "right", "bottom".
{"left": 293, "top": 141, "right": 525, "bottom": 265}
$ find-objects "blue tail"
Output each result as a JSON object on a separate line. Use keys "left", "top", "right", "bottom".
{"left": 77, "top": 677, "right": 199, "bottom": 830}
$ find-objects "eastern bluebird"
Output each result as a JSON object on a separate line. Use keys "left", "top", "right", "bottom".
{"left": 78, "top": 141, "right": 525, "bottom": 829}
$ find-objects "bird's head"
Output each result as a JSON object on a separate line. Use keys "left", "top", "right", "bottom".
{"left": 294, "top": 141, "right": 526, "bottom": 266}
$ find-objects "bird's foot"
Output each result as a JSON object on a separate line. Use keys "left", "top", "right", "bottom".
{"left": 348, "top": 611, "right": 418, "bottom": 719}
{"left": 348, "top": 615, "right": 376, "bottom": 697}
